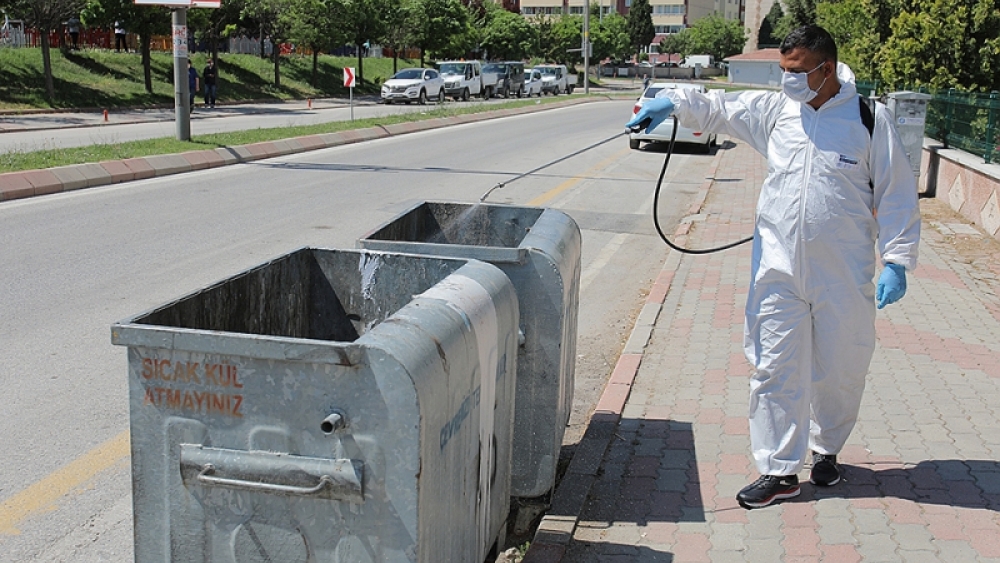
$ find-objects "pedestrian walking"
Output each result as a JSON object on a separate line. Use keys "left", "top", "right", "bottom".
{"left": 187, "top": 60, "right": 199, "bottom": 111}
{"left": 202, "top": 58, "right": 218, "bottom": 108}
{"left": 114, "top": 21, "right": 127, "bottom": 53}
{"left": 626, "top": 25, "right": 921, "bottom": 509}
{"left": 66, "top": 16, "right": 80, "bottom": 50}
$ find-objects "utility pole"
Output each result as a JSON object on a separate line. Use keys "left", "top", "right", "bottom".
{"left": 172, "top": 8, "right": 190, "bottom": 141}
{"left": 140, "top": 0, "right": 220, "bottom": 139}
{"left": 583, "top": 1, "right": 590, "bottom": 95}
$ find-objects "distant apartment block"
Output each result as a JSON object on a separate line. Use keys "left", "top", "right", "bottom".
{"left": 513, "top": 0, "right": 744, "bottom": 44}
{"left": 517, "top": 0, "right": 626, "bottom": 17}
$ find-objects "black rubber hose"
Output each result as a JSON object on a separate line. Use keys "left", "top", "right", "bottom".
{"left": 643, "top": 117, "right": 754, "bottom": 254}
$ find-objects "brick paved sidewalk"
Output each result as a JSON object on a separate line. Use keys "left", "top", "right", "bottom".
{"left": 525, "top": 138, "right": 1000, "bottom": 562}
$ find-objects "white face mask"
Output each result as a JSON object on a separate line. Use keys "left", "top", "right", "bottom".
{"left": 781, "top": 61, "right": 828, "bottom": 103}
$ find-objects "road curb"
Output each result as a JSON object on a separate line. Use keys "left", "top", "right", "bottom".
{"left": 0, "top": 98, "right": 610, "bottom": 204}
{"left": 521, "top": 140, "right": 727, "bottom": 563}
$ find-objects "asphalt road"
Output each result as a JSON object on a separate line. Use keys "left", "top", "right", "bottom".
{"left": 0, "top": 99, "right": 718, "bottom": 561}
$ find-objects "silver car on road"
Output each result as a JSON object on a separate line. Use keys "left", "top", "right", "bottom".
{"left": 524, "top": 68, "right": 544, "bottom": 97}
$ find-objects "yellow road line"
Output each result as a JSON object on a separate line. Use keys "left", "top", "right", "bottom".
{"left": 527, "top": 145, "right": 631, "bottom": 207}
{"left": 0, "top": 430, "right": 130, "bottom": 535}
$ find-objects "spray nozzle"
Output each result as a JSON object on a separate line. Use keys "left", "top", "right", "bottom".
{"left": 627, "top": 117, "right": 653, "bottom": 133}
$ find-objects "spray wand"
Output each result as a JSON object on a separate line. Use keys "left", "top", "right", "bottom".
{"left": 479, "top": 130, "right": 630, "bottom": 202}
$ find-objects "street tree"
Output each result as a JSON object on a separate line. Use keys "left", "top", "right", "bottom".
{"left": 381, "top": 0, "right": 415, "bottom": 73}
{"left": 875, "top": 0, "right": 1000, "bottom": 91}
{"left": 481, "top": 1, "right": 533, "bottom": 60}
{"left": 83, "top": 0, "right": 169, "bottom": 95}
{"left": 530, "top": 15, "right": 552, "bottom": 60}
{"left": 281, "top": 0, "right": 347, "bottom": 84}
{"left": 241, "top": 0, "right": 295, "bottom": 87}
{"left": 592, "top": 12, "right": 630, "bottom": 62}
{"left": 8, "top": 0, "right": 85, "bottom": 100}
{"left": 686, "top": 13, "right": 746, "bottom": 61}
{"left": 338, "top": 0, "right": 388, "bottom": 83}
{"left": 186, "top": 0, "right": 241, "bottom": 63}
{"left": 815, "top": 0, "right": 879, "bottom": 80}
{"left": 626, "top": 0, "right": 655, "bottom": 62}
{"left": 757, "top": 0, "right": 783, "bottom": 47}
{"left": 411, "top": 0, "right": 468, "bottom": 64}
{"left": 539, "top": 14, "right": 581, "bottom": 65}
{"left": 774, "top": 0, "right": 817, "bottom": 39}
{"left": 658, "top": 31, "right": 691, "bottom": 60}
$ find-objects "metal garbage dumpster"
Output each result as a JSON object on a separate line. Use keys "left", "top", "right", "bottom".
{"left": 112, "top": 247, "right": 519, "bottom": 563}
{"left": 358, "top": 201, "right": 581, "bottom": 498}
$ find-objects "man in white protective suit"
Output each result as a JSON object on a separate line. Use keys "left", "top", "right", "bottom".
{"left": 626, "top": 25, "right": 921, "bottom": 509}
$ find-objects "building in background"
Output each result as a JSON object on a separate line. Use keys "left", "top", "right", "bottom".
{"left": 741, "top": 0, "right": 776, "bottom": 53}
{"left": 724, "top": 47, "right": 781, "bottom": 85}
{"left": 515, "top": 0, "right": 742, "bottom": 28}
{"left": 513, "top": 0, "right": 748, "bottom": 62}
{"left": 518, "top": 0, "right": 626, "bottom": 17}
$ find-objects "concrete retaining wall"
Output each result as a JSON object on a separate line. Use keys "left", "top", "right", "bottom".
{"left": 920, "top": 139, "right": 1000, "bottom": 240}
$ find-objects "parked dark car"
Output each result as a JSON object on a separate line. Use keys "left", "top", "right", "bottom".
{"left": 482, "top": 62, "right": 526, "bottom": 98}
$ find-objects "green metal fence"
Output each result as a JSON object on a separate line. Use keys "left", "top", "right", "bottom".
{"left": 860, "top": 82, "right": 999, "bottom": 164}
{"left": 856, "top": 80, "right": 880, "bottom": 98}
{"left": 925, "top": 89, "right": 1000, "bottom": 165}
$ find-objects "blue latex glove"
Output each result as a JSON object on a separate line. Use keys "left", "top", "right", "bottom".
{"left": 625, "top": 96, "right": 675, "bottom": 134}
{"left": 876, "top": 263, "right": 907, "bottom": 309}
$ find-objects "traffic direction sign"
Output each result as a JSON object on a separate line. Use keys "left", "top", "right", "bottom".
{"left": 344, "top": 67, "right": 355, "bottom": 88}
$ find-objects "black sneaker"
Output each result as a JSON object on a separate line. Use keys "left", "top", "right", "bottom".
{"left": 737, "top": 475, "right": 800, "bottom": 509}
{"left": 810, "top": 452, "right": 841, "bottom": 486}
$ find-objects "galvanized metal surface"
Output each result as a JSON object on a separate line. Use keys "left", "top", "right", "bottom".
{"left": 359, "top": 202, "right": 582, "bottom": 498}
{"left": 112, "top": 248, "right": 519, "bottom": 563}
{"left": 887, "top": 91, "right": 933, "bottom": 180}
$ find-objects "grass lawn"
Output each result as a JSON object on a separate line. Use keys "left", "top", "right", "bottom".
{"left": 0, "top": 48, "right": 422, "bottom": 110}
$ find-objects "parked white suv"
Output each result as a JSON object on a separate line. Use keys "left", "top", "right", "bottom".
{"left": 381, "top": 68, "right": 444, "bottom": 104}
{"left": 535, "top": 64, "right": 573, "bottom": 95}
{"left": 436, "top": 60, "right": 483, "bottom": 101}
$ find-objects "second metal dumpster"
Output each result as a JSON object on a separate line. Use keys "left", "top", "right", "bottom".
{"left": 112, "top": 248, "right": 519, "bottom": 563}
{"left": 359, "top": 201, "right": 581, "bottom": 498}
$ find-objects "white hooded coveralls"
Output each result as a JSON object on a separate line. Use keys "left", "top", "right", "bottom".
{"left": 661, "top": 65, "right": 920, "bottom": 476}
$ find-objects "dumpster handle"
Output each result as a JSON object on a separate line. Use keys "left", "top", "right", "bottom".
{"left": 179, "top": 444, "right": 365, "bottom": 502}
{"left": 197, "top": 463, "right": 337, "bottom": 496}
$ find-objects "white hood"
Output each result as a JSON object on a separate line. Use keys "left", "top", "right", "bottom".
{"left": 836, "top": 61, "right": 856, "bottom": 85}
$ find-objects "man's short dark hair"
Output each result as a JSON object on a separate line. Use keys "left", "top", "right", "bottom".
{"left": 779, "top": 25, "right": 837, "bottom": 63}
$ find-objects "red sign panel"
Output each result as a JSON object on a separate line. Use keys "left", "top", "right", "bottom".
{"left": 344, "top": 67, "right": 355, "bottom": 88}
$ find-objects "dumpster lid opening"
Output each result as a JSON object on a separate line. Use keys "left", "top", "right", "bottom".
{"left": 364, "top": 202, "right": 544, "bottom": 249}
{"left": 117, "top": 248, "right": 473, "bottom": 344}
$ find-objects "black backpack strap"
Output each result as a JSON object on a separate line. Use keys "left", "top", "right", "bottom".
{"left": 859, "top": 95, "right": 875, "bottom": 190}
{"left": 859, "top": 95, "right": 875, "bottom": 138}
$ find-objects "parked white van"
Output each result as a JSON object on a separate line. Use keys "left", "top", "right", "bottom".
{"left": 535, "top": 64, "right": 574, "bottom": 95}
{"left": 436, "top": 60, "right": 483, "bottom": 101}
